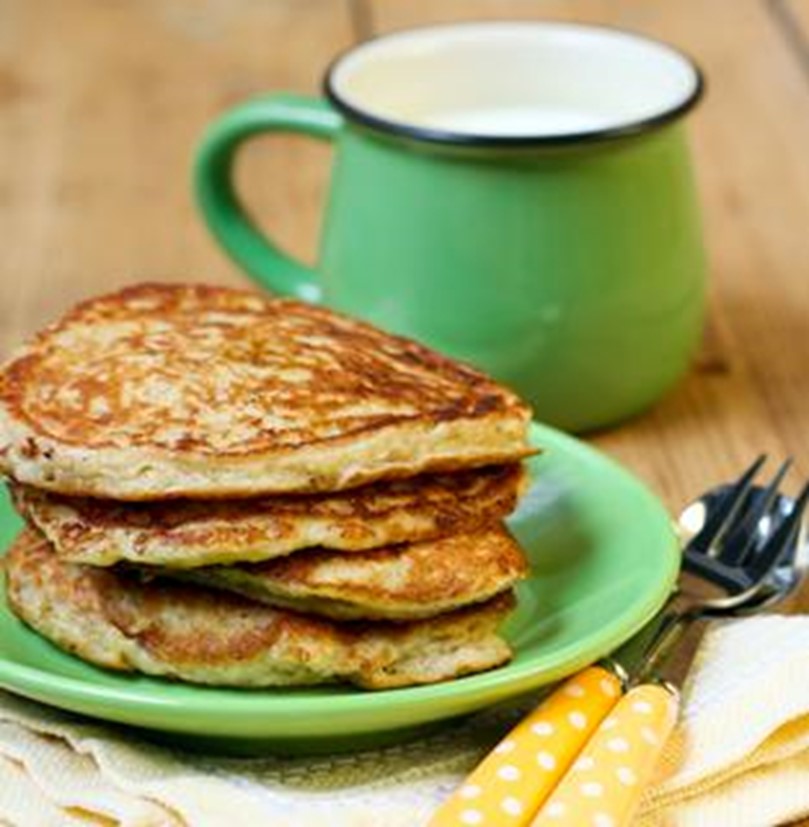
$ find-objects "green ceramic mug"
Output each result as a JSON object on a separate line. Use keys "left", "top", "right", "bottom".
{"left": 194, "top": 22, "right": 705, "bottom": 432}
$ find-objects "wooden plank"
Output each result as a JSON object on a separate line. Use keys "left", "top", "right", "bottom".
{"left": 0, "top": 0, "right": 354, "bottom": 355}
{"left": 367, "top": 0, "right": 809, "bottom": 513}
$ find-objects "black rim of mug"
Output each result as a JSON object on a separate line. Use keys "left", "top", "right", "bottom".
{"left": 323, "top": 21, "right": 705, "bottom": 148}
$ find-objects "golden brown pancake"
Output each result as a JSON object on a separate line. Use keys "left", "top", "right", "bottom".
{"left": 3, "top": 529, "right": 515, "bottom": 690}
{"left": 165, "top": 524, "right": 527, "bottom": 620}
{"left": 0, "top": 283, "right": 533, "bottom": 500}
{"left": 12, "top": 464, "right": 523, "bottom": 568}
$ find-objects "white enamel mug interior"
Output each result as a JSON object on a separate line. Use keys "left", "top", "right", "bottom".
{"left": 326, "top": 21, "right": 703, "bottom": 143}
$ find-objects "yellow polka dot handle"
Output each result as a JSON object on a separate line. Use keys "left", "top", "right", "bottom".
{"left": 530, "top": 683, "right": 679, "bottom": 826}
{"left": 428, "top": 666, "right": 622, "bottom": 827}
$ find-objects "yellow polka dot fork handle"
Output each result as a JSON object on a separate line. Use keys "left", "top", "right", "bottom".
{"left": 531, "top": 681, "right": 678, "bottom": 826}
{"left": 427, "top": 666, "right": 623, "bottom": 826}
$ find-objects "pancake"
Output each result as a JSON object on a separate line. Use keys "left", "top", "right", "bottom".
{"left": 0, "top": 283, "right": 533, "bottom": 500}
{"left": 163, "top": 524, "right": 527, "bottom": 620}
{"left": 12, "top": 464, "right": 523, "bottom": 568}
{"left": 3, "top": 529, "right": 514, "bottom": 690}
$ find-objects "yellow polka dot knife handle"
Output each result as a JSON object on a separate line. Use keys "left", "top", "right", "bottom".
{"left": 531, "top": 683, "right": 678, "bottom": 826}
{"left": 428, "top": 666, "right": 622, "bottom": 826}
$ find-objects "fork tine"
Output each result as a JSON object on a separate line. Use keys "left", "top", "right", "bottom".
{"left": 689, "top": 455, "right": 767, "bottom": 558}
{"left": 720, "top": 457, "right": 793, "bottom": 567}
{"left": 744, "top": 480, "right": 809, "bottom": 587}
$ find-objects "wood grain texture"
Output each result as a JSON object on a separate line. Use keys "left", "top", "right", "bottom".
{"left": 370, "top": 0, "right": 809, "bottom": 518}
{"left": 0, "top": 0, "right": 353, "bottom": 354}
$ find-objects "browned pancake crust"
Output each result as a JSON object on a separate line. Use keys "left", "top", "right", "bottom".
{"left": 12, "top": 465, "right": 523, "bottom": 568}
{"left": 3, "top": 529, "right": 515, "bottom": 689}
{"left": 178, "top": 524, "right": 528, "bottom": 620}
{"left": 0, "top": 283, "right": 533, "bottom": 499}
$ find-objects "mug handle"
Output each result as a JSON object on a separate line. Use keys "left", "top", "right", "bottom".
{"left": 193, "top": 93, "right": 343, "bottom": 302}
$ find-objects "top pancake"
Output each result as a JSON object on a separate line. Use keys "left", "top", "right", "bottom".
{"left": 0, "top": 283, "right": 533, "bottom": 500}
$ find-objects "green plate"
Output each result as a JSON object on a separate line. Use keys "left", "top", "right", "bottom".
{"left": 0, "top": 423, "right": 678, "bottom": 754}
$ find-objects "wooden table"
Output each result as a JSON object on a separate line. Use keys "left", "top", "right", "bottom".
{"left": 0, "top": 0, "right": 808, "bottom": 818}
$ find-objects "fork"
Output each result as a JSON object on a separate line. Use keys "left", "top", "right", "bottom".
{"left": 429, "top": 458, "right": 809, "bottom": 827}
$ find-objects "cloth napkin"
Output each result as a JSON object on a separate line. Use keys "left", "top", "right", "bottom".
{"left": 0, "top": 615, "right": 808, "bottom": 827}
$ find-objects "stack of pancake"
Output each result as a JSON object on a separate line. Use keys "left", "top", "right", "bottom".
{"left": 0, "top": 283, "right": 534, "bottom": 690}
